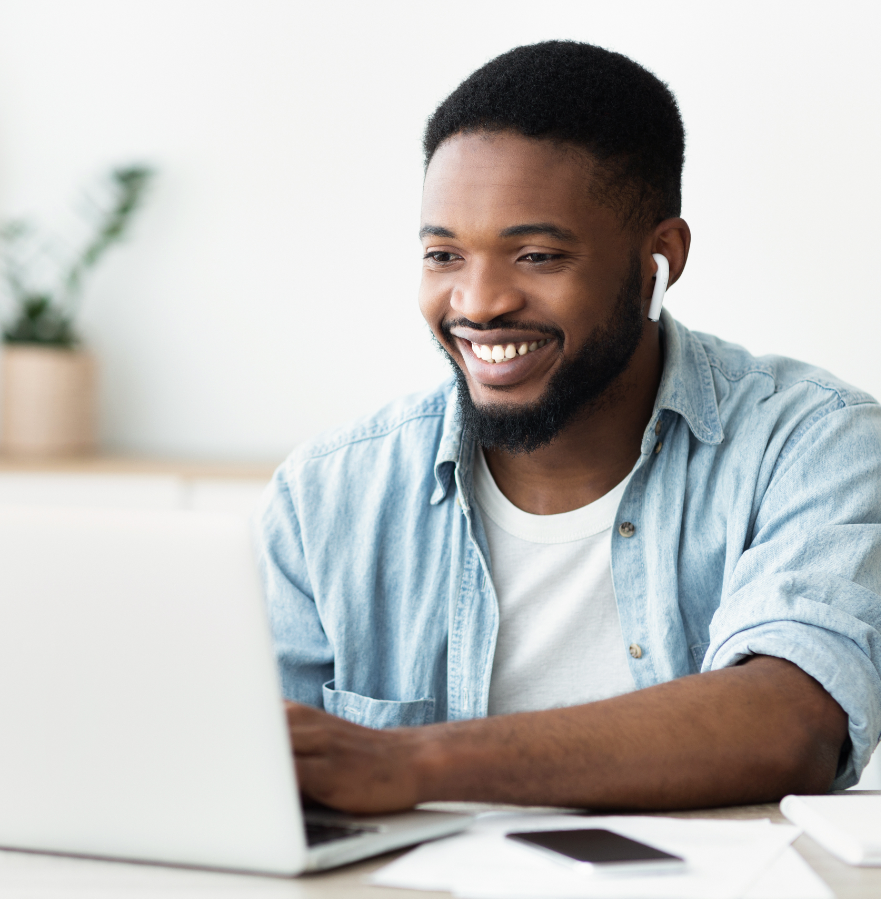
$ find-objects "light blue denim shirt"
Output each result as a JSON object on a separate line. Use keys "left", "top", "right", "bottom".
{"left": 257, "top": 311, "right": 881, "bottom": 789}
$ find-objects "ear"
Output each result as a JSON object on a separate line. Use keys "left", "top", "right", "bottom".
{"left": 641, "top": 217, "right": 691, "bottom": 311}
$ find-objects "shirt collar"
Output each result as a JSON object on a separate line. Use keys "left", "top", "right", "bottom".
{"left": 431, "top": 309, "right": 724, "bottom": 504}
{"left": 645, "top": 309, "right": 724, "bottom": 452}
{"left": 431, "top": 382, "right": 464, "bottom": 504}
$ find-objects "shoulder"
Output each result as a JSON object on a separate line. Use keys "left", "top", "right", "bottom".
{"left": 668, "top": 321, "right": 881, "bottom": 479}
{"left": 691, "top": 326, "right": 877, "bottom": 411}
{"left": 260, "top": 381, "right": 458, "bottom": 556}
{"left": 280, "top": 380, "right": 454, "bottom": 481}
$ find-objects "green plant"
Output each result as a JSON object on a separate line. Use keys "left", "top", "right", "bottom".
{"left": 0, "top": 166, "right": 154, "bottom": 347}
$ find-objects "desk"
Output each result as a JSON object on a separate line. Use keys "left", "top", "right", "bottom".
{"left": 1, "top": 797, "right": 879, "bottom": 898}
{"left": 305, "top": 797, "right": 881, "bottom": 899}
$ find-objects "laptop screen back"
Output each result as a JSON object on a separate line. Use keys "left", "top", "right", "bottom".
{"left": 0, "top": 505, "right": 306, "bottom": 875}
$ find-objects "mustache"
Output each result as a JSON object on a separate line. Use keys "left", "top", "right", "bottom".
{"left": 440, "top": 317, "right": 563, "bottom": 340}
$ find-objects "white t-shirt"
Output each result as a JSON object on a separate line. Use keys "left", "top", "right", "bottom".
{"left": 473, "top": 449, "right": 637, "bottom": 716}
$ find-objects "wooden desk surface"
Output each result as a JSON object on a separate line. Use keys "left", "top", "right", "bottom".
{"left": 1, "top": 798, "right": 876, "bottom": 898}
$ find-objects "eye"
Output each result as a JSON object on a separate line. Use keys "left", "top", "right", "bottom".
{"left": 519, "top": 252, "right": 563, "bottom": 264}
{"left": 423, "top": 250, "right": 462, "bottom": 265}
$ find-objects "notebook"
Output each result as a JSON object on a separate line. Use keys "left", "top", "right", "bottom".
{"left": 780, "top": 794, "right": 881, "bottom": 865}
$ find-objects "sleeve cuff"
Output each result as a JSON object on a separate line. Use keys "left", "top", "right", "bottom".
{"left": 706, "top": 621, "right": 881, "bottom": 790}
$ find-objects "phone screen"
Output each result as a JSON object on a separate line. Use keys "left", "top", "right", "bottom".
{"left": 507, "top": 828, "right": 684, "bottom": 867}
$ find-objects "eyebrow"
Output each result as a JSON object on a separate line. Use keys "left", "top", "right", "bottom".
{"left": 418, "top": 222, "right": 578, "bottom": 242}
{"left": 419, "top": 225, "right": 455, "bottom": 240}
{"left": 499, "top": 223, "right": 578, "bottom": 242}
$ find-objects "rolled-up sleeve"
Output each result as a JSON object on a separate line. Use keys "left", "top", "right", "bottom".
{"left": 705, "top": 399, "right": 881, "bottom": 789}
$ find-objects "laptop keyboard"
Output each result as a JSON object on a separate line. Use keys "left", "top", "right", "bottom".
{"left": 304, "top": 820, "right": 372, "bottom": 847}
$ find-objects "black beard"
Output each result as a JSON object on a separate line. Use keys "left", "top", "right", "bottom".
{"left": 438, "top": 255, "right": 645, "bottom": 455}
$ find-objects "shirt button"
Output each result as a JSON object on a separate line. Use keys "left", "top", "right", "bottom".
{"left": 618, "top": 521, "right": 636, "bottom": 538}
{"left": 654, "top": 441, "right": 663, "bottom": 454}
{"left": 629, "top": 643, "right": 643, "bottom": 659}
{"left": 654, "top": 420, "right": 662, "bottom": 435}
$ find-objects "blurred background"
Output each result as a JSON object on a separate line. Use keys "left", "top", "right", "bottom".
{"left": 0, "top": 0, "right": 878, "bottom": 463}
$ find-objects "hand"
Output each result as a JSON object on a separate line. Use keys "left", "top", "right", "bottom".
{"left": 285, "top": 702, "right": 428, "bottom": 814}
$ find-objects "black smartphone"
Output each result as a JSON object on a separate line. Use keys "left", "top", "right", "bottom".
{"left": 507, "top": 828, "right": 685, "bottom": 874}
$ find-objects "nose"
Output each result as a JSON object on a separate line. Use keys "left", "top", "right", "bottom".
{"left": 450, "top": 258, "right": 526, "bottom": 325}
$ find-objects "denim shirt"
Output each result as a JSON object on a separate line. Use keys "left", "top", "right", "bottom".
{"left": 257, "top": 311, "right": 881, "bottom": 789}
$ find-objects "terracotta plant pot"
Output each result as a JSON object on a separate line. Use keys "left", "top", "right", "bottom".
{"left": 0, "top": 345, "right": 97, "bottom": 456}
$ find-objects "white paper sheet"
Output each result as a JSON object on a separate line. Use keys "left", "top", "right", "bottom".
{"left": 369, "top": 814, "right": 800, "bottom": 899}
{"left": 743, "top": 847, "right": 833, "bottom": 899}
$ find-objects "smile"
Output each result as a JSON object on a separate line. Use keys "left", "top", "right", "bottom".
{"left": 450, "top": 332, "right": 557, "bottom": 390}
{"left": 470, "top": 339, "right": 551, "bottom": 364}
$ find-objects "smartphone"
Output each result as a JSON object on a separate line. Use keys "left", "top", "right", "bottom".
{"left": 507, "top": 828, "right": 685, "bottom": 875}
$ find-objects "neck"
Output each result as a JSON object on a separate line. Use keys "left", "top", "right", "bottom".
{"left": 482, "top": 327, "right": 662, "bottom": 515}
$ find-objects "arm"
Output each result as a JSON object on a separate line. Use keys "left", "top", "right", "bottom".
{"left": 258, "top": 465, "right": 334, "bottom": 707}
{"left": 287, "top": 654, "right": 847, "bottom": 814}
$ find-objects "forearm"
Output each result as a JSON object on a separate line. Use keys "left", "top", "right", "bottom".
{"left": 410, "top": 656, "right": 847, "bottom": 809}
{"left": 288, "top": 655, "right": 848, "bottom": 812}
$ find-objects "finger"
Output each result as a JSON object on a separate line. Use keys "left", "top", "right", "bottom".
{"left": 284, "top": 701, "right": 331, "bottom": 724}
{"left": 295, "top": 756, "right": 345, "bottom": 807}
{"left": 288, "top": 724, "right": 336, "bottom": 755}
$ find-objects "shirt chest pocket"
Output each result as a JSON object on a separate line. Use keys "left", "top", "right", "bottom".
{"left": 322, "top": 682, "right": 435, "bottom": 728}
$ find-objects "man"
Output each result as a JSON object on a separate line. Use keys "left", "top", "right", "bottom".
{"left": 259, "top": 41, "right": 881, "bottom": 813}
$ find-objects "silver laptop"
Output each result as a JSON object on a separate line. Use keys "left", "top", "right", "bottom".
{"left": 0, "top": 505, "right": 470, "bottom": 875}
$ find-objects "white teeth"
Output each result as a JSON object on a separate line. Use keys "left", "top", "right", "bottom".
{"left": 472, "top": 339, "right": 551, "bottom": 363}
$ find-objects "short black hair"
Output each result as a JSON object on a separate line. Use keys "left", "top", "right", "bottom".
{"left": 423, "top": 41, "right": 685, "bottom": 232}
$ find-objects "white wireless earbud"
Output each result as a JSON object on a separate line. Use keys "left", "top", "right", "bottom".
{"left": 647, "top": 253, "right": 669, "bottom": 322}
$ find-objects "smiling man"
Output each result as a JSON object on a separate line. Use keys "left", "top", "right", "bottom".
{"left": 259, "top": 41, "right": 881, "bottom": 812}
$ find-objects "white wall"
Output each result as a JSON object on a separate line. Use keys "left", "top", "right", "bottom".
{"left": 0, "top": 0, "right": 878, "bottom": 462}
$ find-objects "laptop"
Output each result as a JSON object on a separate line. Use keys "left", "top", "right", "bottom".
{"left": 0, "top": 505, "right": 471, "bottom": 875}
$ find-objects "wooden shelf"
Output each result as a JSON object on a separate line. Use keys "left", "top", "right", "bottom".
{"left": 0, "top": 454, "right": 280, "bottom": 480}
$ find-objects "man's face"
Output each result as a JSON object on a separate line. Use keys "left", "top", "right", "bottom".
{"left": 419, "top": 132, "right": 648, "bottom": 453}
